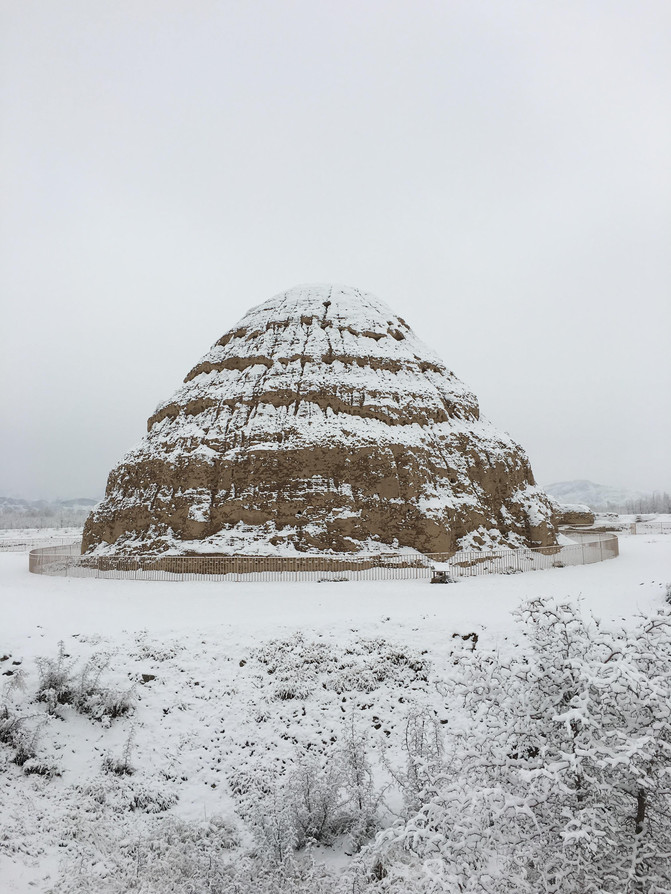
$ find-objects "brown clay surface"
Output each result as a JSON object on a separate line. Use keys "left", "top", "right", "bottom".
{"left": 83, "top": 285, "right": 558, "bottom": 556}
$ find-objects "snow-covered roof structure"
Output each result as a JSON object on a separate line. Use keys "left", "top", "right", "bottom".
{"left": 83, "top": 284, "right": 557, "bottom": 555}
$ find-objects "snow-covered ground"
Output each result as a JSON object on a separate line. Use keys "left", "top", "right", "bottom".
{"left": 0, "top": 528, "right": 83, "bottom": 551}
{"left": 1, "top": 525, "right": 670, "bottom": 892}
{"left": 594, "top": 511, "right": 671, "bottom": 530}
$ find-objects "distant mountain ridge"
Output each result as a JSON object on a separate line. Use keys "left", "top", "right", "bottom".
{"left": 0, "top": 496, "right": 98, "bottom": 510}
{"left": 544, "top": 480, "right": 669, "bottom": 512}
{"left": 0, "top": 496, "right": 100, "bottom": 530}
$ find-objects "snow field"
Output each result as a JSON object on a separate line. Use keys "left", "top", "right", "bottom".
{"left": 0, "top": 529, "right": 83, "bottom": 551}
{"left": 0, "top": 530, "right": 669, "bottom": 892}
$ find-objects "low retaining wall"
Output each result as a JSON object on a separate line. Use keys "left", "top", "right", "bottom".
{"left": 28, "top": 530, "right": 619, "bottom": 582}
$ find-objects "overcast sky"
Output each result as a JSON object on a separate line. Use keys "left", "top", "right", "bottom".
{"left": 1, "top": 0, "right": 669, "bottom": 501}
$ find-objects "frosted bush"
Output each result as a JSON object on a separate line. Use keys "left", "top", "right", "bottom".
{"left": 35, "top": 643, "right": 135, "bottom": 722}
{"left": 247, "top": 633, "right": 429, "bottom": 698}
{"left": 0, "top": 702, "right": 23, "bottom": 747}
{"left": 385, "top": 707, "right": 444, "bottom": 815}
{"left": 101, "top": 730, "right": 136, "bottom": 776}
{"left": 56, "top": 848, "right": 340, "bottom": 894}
{"left": 357, "top": 598, "right": 671, "bottom": 893}
{"left": 232, "top": 721, "right": 383, "bottom": 860}
{"left": 51, "top": 815, "right": 250, "bottom": 894}
{"left": 35, "top": 641, "right": 77, "bottom": 711}
{"left": 286, "top": 752, "right": 350, "bottom": 847}
{"left": 76, "top": 774, "right": 178, "bottom": 815}
{"left": 19, "top": 755, "right": 60, "bottom": 777}
{"left": 132, "top": 631, "right": 183, "bottom": 662}
{"left": 1, "top": 679, "right": 54, "bottom": 773}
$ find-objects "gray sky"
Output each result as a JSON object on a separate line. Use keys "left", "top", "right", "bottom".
{"left": 1, "top": 0, "right": 669, "bottom": 500}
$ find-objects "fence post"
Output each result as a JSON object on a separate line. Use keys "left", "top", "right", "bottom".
{"left": 29, "top": 531, "right": 621, "bottom": 581}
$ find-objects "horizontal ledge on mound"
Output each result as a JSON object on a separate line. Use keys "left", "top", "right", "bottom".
{"left": 183, "top": 352, "right": 448, "bottom": 384}
{"left": 148, "top": 392, "right": 475, "bottom": 430}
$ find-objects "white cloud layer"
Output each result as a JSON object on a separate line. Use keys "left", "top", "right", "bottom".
{"left": 1, "top": 0, "right": 669, "bottom": 499}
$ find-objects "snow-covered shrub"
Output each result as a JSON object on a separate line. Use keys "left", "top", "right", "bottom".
{"left": 0, "top": 702, "right": 39, "bottom": 770}
{"left": 77, "top": 773, "right": 178, "bottom": 815}
{"left": 2, "top": 672, "right": 37, "bottom": 765}
{"left": 132, "top": 631, "right": 183, "bottom": 662}
{"left": 232, "top": 754, "right": 352, "bottom": 858}
{"left": 52, "top": 814, "right": 244, "bottom": 894}
{"left": 338, "top": 718, "right": 382, "bottom": 851}
{"left": 35, "top": 643, "right": 134, "bottom": 722}
{"left": 76, "top": 669, "right": 135, "bottom": 723}
{"left": 232, "top": 763, "right": 298, "bottom": 861}
{"left": 11, "top": 732, "right": 39, "bottom": 769}
{"left": 2, "top": 713, "right": 57, "bottom": 776}
{"left": 0, "top": 702, "right": 22, "bottom": 747}
{"left": 273, "top": 676, "right": 315, "bottom": 701}
{"left": 358, "top": 598, "right": 671, "bottom": 893}
{"left": 127, "top": 783, "right": 179, "bottom": 813}
{"left": 228, "top": 633, "right": 435, "bottom": 860}
{"left": 252, "top": 633, "right": 332, "bottom": 702}
{"left": 232, "top": 726, "right": 383, "bottom": 860}
{"left": 251, "top": 633, "right": 430, "bottom": 687}
{"left": 286, "top": 751, "right": 350, "bottom": 848}
{"left": 2, "top": 671, "right": 59, "bottom": 775}
{"left": 386, "top": 707, "right": 444, "bottom": 815}
{"left": 56, "top": 838, "right": 337, "bottom": 894}
{"left": 35, "top": 641, "right": 77, "bottom": 711}
{"left": 102, "top": 730, "right": 136, "bottom": 776}
{"left": 334, "top": 639, "right": 429, "bottom": 691}
{"left": 2, "top": 665, "right": 27, "bottom": 696}
{"left": 247, "top": 633, "right": 429, "bottom": 700}
{"left": 20, "top": 755, "right": 60, "bottom": 777}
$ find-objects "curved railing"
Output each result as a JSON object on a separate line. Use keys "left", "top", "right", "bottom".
{"left": 1, "top": 534, "right": 83, "bottom": 553}
{"left": 430, "top": 529, "right": 618, "bottom": 578}
{"left": 28, "top": 530, "right": 619, "bottom": 582}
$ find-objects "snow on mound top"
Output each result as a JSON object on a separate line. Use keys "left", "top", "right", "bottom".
{"left": 220, "top": 282, "right": 444, "bottom": 366}
{"left": 247, "top": 283, "right": 396, "bottom": 328}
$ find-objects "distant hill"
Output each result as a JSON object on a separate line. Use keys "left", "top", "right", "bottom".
{"left": 0, "top": 496, "right": 99, "bottom": 530}
{"left": 544, "top": 480, "right": 670, "bottom": 513}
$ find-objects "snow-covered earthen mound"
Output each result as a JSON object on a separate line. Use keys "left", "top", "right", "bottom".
{"left": 83, "top": 284, "right": 557, "bottom": 555}
{"left": 547, "top": 498, "right": 595, "bottom": 528}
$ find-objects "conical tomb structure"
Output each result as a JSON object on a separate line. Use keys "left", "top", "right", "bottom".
{"left": 83, "top": 285, "right": 557, "bottom": 555}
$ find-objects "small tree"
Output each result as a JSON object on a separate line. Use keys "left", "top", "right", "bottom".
{"left": 362, "top": 598, "right": 671, "bottom": 893}
{"left": 339, "top": 717, "right": 382, "bottom": 851}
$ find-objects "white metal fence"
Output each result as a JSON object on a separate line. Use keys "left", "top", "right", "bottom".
{"left": 1, "top": 535, "right": 83, "bottom": 553}
{"left": 631, "top": 522, "right": 671, "bottom": 535}
{"left": 28, "top": 530, "right": 619, "bottom": 582}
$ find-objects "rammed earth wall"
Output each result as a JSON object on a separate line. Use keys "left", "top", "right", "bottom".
{"left": 83, "top": 284, "right": 558, "bottom": 556}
